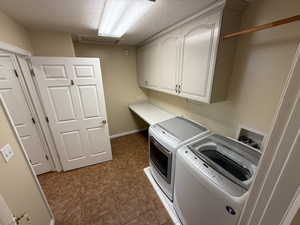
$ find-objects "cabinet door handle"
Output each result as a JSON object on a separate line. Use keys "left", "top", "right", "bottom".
{"left": 175, "top": 84, "right": 178, "bottom": 93}
{"left": 178, "top": 85, "right": 181, "bottom": 94}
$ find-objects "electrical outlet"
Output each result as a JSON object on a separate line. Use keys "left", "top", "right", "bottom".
{"left": 1, "top": 144, "right": 14, "bottom": 162}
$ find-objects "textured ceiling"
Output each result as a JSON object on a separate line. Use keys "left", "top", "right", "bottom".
{"left": 0, "top": 0, "right": 106, "bottom": 34}
{"left": 0, "top": 0, "right": 240, "bottom": 45}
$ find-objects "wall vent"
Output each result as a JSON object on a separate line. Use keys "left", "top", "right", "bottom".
{"left": 77, "top": 35, "right": 120, "bottom": 45}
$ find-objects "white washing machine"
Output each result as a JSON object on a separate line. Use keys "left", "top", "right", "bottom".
{"left": 174, "top": 134, "right": 261, "bottom": 225}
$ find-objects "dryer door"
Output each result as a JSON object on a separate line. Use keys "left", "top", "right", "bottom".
{"left": 149, "top": 136, "right": 172, "bottom": 184}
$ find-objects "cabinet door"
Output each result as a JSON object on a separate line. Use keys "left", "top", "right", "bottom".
{"left": 137, "top": 46, "right": 146, "bottom": 87}
{"left": 179, "top": 13, "right": 221, "bottom": 102}
{"left": 137, "top": 43, "right": 160, "bottom": 88}
{"left": 159, "top": 36, "right": 180, "bottom": 93}
{"left": 146, "top": 43, "right": 160, "bottom": 88}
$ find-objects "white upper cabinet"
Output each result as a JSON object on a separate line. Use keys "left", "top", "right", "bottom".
{"left": 137, "top": 45, "right": 147, "bottom": 87}
{"left": 147, "top": 43, "right": 160, "bottom": 88}
{"left": 179, "top": 10, "right": 221, "bottom": 102}
{"left": 138, "top": 42, "right": 160, "bottom": 88}
{"left": 137, "top": 1, "right": 242, "bottom": 103}
{"left": 138, "top": 34, "right": 180, "bottom": 95}
{"left": 181, "top": 25, "right": 213, "bottom": 97}
{"left": 159, "top": 35, "right": 180, "bottom": 94}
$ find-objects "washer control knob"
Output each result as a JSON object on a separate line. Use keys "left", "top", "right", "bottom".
{"left": 226, "top": 206, "right": 236, "bottom": 215}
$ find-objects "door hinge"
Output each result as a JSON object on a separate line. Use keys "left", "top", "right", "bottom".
{"left": 31, "top": 117, "right": 36, "bottom": 124}
{"left": 45, "top": 155, "right": 49, "bottom": 160}
{"left": 30, "top": 69, "right": 35, "bottom": 77}
{"left": 14, "top": 69, "right": 19, "bottom": 78}
{"left": 45, "top": 116, "right": 49, "bottom": 123}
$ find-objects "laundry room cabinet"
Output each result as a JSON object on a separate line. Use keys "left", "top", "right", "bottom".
{"left": 137, "top": 1, "right": 242, "bottom": 103}
{"left": 179, "top": 9, "right": 222, "bottom": 102}
{"left": 159, "top": 35, "right": 180, "bottom": 93}
{"left": 138, "top": 42, "right": 160, "bottom": 89}
{"left": 138, "top": 33, "right": 181, "bottom": 95}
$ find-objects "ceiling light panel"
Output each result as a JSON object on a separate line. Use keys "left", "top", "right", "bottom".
{"left": 98, "top": 0, "right": 154, "bottom": 38}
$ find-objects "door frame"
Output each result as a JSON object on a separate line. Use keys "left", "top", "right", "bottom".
{"left": 11, "top": 53, "right": 55, "bottom": 172}
{"left": 0, "top": 95, "right": 55, "bottom": 225}
{"left": 281, "top": 187, "right": 300, "bottom": 225}
{"left": 0, "top": 42, "right": 62, "bottom": 172}
{"left": 0, "top": 41, "right": 32, "bottom": 56}
{"left": 0, "top": 52, "right": 56, "bottom": 173}
{"left": 238, "top": 43, "right": 300, "bottom": 225}
{"left": 17, "top": 55, "right": 62, "bottom": 171}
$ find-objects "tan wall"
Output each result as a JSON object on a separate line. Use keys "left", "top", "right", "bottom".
{"left": 0, "top": 104, "right": 52, "bottom": 225}
{"left": 0, "top": 10, "right": 52, "bottom": 225}
{"left": 0, "top": 10, "right": 32, "bottom": 52}
{"left": 29, "top": 30, "right": 75, "bottom": 56}
{"left": 0, "top": 8, "right": 75, "bottom": 57}
{"left": 148, "top": 0, "right": 300, "bottom": 138}
{"left": 74, "top": 43, "right": 148, "bottom": 135}
{"left": 291, "top": 209, "right": 300, "bottom": 225}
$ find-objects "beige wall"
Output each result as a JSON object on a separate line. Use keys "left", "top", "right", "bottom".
{"left": 0, "top": 104, "right": 52, "bottom": 225}
{"left": 74, "top": 43, "right": 148, "bottom": 135}
{"left": 29, "top": 30, "right": 75, "bottom": 56}
{"left": 0, "top": 10, "right": 52, "bottom": 225}
{"left": 0, "top": 10, "right": 32, "bottom": 52}
{"left": 0, "top": 9, "right": 75, "bottom": 57}
{"left": 148, "top": 0, "right": 300, "bottom": 138}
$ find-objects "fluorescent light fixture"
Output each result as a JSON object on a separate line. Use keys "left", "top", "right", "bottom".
{"left": 98, "top": 0, "right": 154, "bottom": 38}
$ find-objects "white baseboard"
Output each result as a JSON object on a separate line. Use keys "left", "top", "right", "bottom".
{"left": 110, "top": 128, "right": 147, "bottom": 139}
{"left": 50, "top": 218, "right": 55, "bottom": 225}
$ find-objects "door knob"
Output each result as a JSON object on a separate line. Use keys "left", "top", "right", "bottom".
{"left": 102, "top": 120, "right": 107, "bottom": 124}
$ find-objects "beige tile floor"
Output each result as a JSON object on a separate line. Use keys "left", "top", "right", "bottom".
{"left": 38, "top": 132, "right": 174, "bottom": 225}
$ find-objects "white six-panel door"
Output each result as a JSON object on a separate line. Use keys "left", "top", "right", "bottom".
{"left": 31, "top": 57, "right": 112, "bottom": 171}
{"left": 0, "top": 54, "right": 52, "bottom": 174}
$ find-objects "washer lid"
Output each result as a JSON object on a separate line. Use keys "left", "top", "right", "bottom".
{"left": 158, "top": 117, "right": 208, "bottom": 142}
{"left": 189, "top": 134, "right": 261, "bottom": 190}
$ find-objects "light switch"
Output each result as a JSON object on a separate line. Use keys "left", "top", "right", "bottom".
{"left": 1, "top": 144, "right": 14, "bottom": 162}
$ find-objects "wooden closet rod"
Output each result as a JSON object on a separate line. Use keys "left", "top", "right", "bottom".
{"left": 223, "top": 14, "right": 300, "bottom": 39}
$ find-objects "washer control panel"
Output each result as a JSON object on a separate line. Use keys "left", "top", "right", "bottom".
{"left": 180, "top": 147, "right": 246, "bottom": 197}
